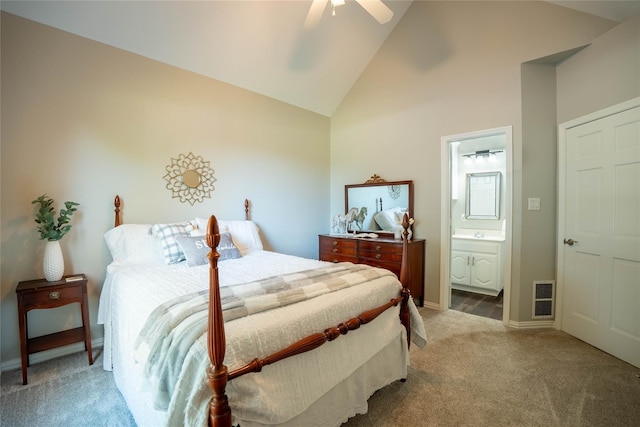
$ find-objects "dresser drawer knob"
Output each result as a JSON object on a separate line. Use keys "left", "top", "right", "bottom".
{"left": 375, "top": 245, "right": 381, "bottom": 251}
{"left": 375, "top": 254, "right": 381, "bottom": 259}
{"left": 332, "top": 241, "right": 338, "bottom": 246}
{"left": 332, "top": 248, "right": 338, "bottom": 253}
{"left": 48, "top": 291, "right": 61, "bottom": 300}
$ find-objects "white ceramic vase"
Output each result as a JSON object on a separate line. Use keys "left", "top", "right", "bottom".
{"left": 43, "top": 240, "right": 64, "bottom": 281}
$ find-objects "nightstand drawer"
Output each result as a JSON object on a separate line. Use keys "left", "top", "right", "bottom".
{"left": 20, "top": 284, "right": 83, "bottom": 308}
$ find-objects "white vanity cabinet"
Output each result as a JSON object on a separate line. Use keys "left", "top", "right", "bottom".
{"left": 451, "top": 238, "right": 503, "bottom": 296}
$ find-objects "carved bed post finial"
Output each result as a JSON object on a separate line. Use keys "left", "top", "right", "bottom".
{"left": 114, "top": 195, "right": 122, "bottom": 227}
{"left": 206, "top": 215, "right": 232, "bottom": 427}
{"left": 244, "top": 199, "right": 250, "bottom": 220}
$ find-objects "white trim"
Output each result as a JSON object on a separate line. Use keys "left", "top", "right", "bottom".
{"left": 440, "top": 126, "right": 513, "bottom": 326}
{"left": 506, "top": 319, "right": 555, "bottom": 329}
{"left": 422, "top": 300, "right": 440, "bottom": 311}
{"left": 0, "top": 337, "right": 104, "bottom": 372}
{"left": 555, "top": 97, "right": 640, "bottom": 331}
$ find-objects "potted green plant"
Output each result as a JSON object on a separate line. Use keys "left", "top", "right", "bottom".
{"left": 32, "top": 194, "right": 80, "bottom": 281}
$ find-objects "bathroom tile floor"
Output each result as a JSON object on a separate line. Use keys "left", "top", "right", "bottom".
{"left": 450, "top": 289, "right": 503, "bottom": 321}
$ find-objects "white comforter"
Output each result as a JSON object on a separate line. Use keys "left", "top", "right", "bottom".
{"left": 98, "top": 249, "right": 426, "bottom": 426}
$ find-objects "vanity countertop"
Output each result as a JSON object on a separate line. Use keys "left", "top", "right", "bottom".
{"left": 452, "top": 229, "right": 505, "bottom": 242}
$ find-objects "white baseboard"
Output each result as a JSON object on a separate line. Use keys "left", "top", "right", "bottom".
{"left": 506, "top": 319, "right": 556, "bottom": 329}
{"left": 422, "top": 300, "right": 440, "bottom": 310}
{"left": 0, "top": 337, "right": 104, "bottom": 372}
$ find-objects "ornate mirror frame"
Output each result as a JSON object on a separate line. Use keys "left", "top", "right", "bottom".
{"left": 345, "top": 175, "right": 414, "bottom": 235}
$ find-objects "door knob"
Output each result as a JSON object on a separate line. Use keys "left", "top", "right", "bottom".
{"left": 563, "top": 238, "right": 578, "bottom": 246}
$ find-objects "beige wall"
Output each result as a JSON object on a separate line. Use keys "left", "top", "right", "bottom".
{"left": 330, "top": 1, "right": 616, "bottom": 314}
{"left": 557, "top": 14, "right": 640, "bottom": 123}
{"left": 2, "top": 3, "right": 637, "bottom": 369}
{"left": 0, "top": 12, "right": 330, "bottom": 367}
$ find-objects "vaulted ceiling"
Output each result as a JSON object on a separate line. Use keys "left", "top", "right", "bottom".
{"left": 2, "top": 1, "right": 639, "bottom": 116}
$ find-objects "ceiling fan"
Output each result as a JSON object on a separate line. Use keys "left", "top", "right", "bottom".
{"left": 304, "top": 0, "right": 394, "bottom": 29}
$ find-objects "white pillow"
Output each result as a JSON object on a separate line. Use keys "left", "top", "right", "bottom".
{"left": 193, "top": 218, "right": 263, "bottom": 254}
{"left": 188, "top": 218, "right": 229, "bottom": 237}
{"left": 373, "top": 210, "right": 401, "bottom": 231}
{"left": 104, "top": 224, "right": 164, "bottom": 265}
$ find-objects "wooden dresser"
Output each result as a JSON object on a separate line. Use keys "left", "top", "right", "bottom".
{"left": 319, "top": 234, "right": 425, "bottom": 306}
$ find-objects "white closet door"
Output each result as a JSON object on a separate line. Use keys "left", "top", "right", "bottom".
{"left": 562, "top": 105, "right": 640, "bottom": 368}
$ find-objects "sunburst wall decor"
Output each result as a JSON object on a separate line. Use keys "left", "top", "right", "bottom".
{"left": 163, "top": 152, "right": 216, "bottom": 205}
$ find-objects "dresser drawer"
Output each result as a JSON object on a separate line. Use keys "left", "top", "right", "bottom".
{"left": 319, "top": 236, "right": 357, "bottom": 256}
{"left": 20, "top": 284, "right": 84, "bottom": 308}
{"left": 362, "top": 259, "right": 401, "bottom": 278}
{"left": 319, "top": 236, "right": 358, "bottom": 264}
{"left": 358, "top": 241, "right": 403, "bottom": 263}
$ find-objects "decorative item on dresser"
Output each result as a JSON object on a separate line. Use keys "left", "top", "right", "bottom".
{"left": 16, "top": 274, "right": 93, "bottom": 385}
{"left": 319, "top": 234, "right": 425, "bottom": 306}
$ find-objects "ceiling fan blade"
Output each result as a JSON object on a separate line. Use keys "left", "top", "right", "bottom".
{"left": 304, "top": 0, "right": 329, "bottom": 30}
{"left": 355, "top": 0, "right": 393, "bottom": 24}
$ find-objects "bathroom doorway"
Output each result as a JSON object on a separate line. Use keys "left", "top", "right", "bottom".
{"left": 440, "top": 126, "right": 513, "bottom": 324}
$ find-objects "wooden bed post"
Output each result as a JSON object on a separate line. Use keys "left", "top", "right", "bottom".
{"left": 244, "top": 199, "right": 250, "bottom": 220}
{"left": 114, "top": 195, "right": 122, "bottom": 227}
{"left": 399, "top": 213, "right": 411, "bottom": 349}
{"left": 205, "top": 215, "right": 232, "bottom": 427}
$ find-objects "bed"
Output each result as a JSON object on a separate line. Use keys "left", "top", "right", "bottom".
{"left": 97, "top": 196, "right": 426, "bottom": 427}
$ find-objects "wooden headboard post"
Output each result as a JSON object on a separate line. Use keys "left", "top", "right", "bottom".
{"left": 205, "top": 215, "right": 232, "bottom": 427}
{"left": 244, "top": 199, "right": 250, "bottom": 220}
{"left": 114, "top": 195, "right": 122, "bottom": 227}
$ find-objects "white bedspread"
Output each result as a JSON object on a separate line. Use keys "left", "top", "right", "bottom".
{"left": 98, "top": 249, "right": 426, "bottom": 426}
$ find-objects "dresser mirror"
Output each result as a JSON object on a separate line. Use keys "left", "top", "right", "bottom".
{"left": 345, "top": 176, "right": 413, "bottom": 234}
{"left": 465, "top": 171, "right": 501, "bottom": 219}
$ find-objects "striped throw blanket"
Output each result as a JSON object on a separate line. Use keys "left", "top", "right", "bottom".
{"left": 134, "top": 262, "right": 397, "bottom": 410}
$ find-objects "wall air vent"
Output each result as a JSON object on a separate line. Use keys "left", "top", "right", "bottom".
{"left": 532, "top": 280, "right": 555, "bottom": 319}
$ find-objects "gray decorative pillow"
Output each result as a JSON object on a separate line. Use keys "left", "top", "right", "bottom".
{"left": 174, "top": 233, "right": 242, "bottom": 267}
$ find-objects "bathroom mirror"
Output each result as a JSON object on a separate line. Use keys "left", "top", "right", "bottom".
{"left": 465, "top": 172, "right": 501, "bottom": 219}
{"left": 345, "top": 176, "right": 413, "bottom": 233}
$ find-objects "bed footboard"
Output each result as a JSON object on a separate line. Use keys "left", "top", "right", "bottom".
{"left": 205, "top": 214, "right": 413, "bottom": 427}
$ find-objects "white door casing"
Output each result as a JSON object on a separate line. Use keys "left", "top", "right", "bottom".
{"left": 557, "top": 98, "right": 640, "bottom": 368}
{"left": 440, "top": 126, "right": 513, "bottom": 324}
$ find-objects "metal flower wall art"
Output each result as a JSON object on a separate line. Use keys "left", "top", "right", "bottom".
{"left": 163, "top": 152, "right": 216, "bottom": 205}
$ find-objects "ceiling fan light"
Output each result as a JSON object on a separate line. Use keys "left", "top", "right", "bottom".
{"left": 331, "top": 0, "right": 346, "bottom": 7}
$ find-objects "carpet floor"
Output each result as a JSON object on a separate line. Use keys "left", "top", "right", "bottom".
{"left": 2, "top": 308, "right": 639, "bottom": 427}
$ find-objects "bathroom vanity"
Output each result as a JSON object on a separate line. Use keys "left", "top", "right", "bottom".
{"left": 450, "top": 230, "right": 504, "bottom": 296}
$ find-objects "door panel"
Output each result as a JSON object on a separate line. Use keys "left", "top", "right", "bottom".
{"left": 562, "top": 106, "right": 640, "bottom": 368}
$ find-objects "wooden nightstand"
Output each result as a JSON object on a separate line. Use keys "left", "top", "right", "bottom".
{"left": 16, "top": 274, "right": 93, "bottom": 385}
